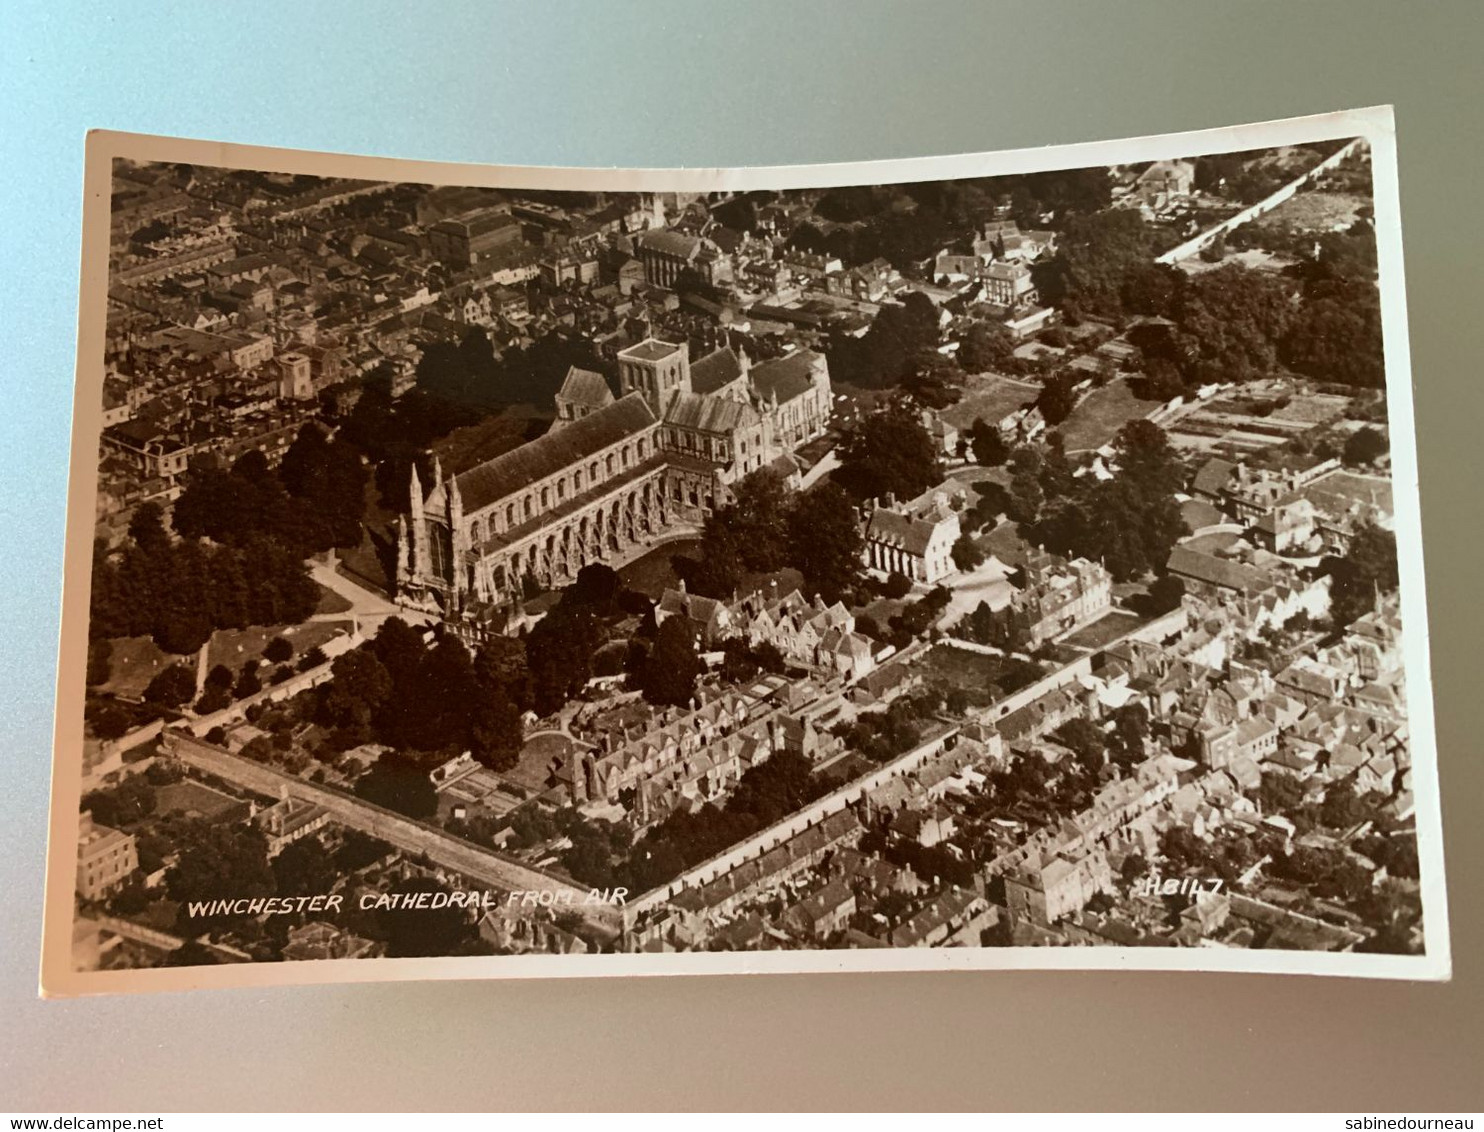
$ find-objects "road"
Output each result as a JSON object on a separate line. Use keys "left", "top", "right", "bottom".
{"left": 310, "top": 556, "right": 434, "bottom": 635}
{"left": 163, "top": 729, "right": 621, "bottom": 935}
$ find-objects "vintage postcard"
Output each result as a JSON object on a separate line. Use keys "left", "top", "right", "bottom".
{"left": 43, "top": 106, "right": 1449, "bottom": 995}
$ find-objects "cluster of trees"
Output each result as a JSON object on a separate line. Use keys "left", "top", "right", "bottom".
{"left": 834, "top": 405, "right": 944, "bottom": 504}
{"left": 794, "top": 167, "right": 1113, "bottom": 276}
{"left": 315, "top": 618, "right": 524, "bottom": 781}
{"left": 1034, "top": 200, "right": 1382, "bottom": 394}
{"left": 1324, "top": 521, "right": 1399, "bottom": 628}
{"left": 562, "top": 751, "right": 829, "bottom": 894}
{"left": 173, "top": 428, "right": 368, "bottom": 556}
{"left": 414, "top": 326, "right": 614, "bottom": 413}
{"left": 823, "top": 291, "right": 942, "bottom": 389}
{"left": 1029, "top": 420, "right": 1189, "bottom": 583}
{"left": 685, "top": 470, "right": 865, "bottom": 605}
{"left": 89, "top": 502, "right": 320, "bottom": 655}
{"left": 831, "top": 686, "right": 944, "bottom": 764}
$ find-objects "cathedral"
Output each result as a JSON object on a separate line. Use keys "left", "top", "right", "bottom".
{"left": 396, "top": 336, "right": 832, "bottom": 616}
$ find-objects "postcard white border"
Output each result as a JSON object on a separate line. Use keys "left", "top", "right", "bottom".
{"left": 42, "top": 106, "right": 1451, "bottom": 997}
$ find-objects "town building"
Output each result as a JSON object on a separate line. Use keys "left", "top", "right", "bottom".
{"left": 76, "top": 812, "right": 138, "bottom": 901}
{"left": 863, "top": 494, "right": 961, "bottom": 584}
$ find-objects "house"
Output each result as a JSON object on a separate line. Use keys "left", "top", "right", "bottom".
{"left": 782, "top": 878, "right": 857, "bottom": 940}
{"left": 76, "top": 812, "right": 138, "bottom": 901}
{"left": 863, "top": 493, "right": 961, "bottom": 584}
{"left": 1133, "top": 159, "right": 1195, "bottom": 207}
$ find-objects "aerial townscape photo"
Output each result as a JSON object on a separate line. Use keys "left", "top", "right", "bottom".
{"left": 61, "top": 127, "right": 1428, "bottom": 979}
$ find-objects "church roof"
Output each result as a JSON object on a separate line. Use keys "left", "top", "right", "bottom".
{"left": 663, "top": 389, "right": 755, "bottom": 434}
{"left": 636, "top": 228, "right": 701, "bottom": 260}
{"left": 690, "top": 346, "right": 745, "bottom": 395}
{"left": 428, "top": 393, "right": 656, "bottom": 514}
{"left": 556, "top": 366, "right": 614, "bottom": 408}
{"left": 864, "top": 505, "right": 953, "bottom": 558}
{"left": 748, "top": 350, "right": 823, "bottom": 404}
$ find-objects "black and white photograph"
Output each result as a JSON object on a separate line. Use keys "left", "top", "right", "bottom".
{"left": 43, "top": 108, "right": 1448, "bottom": 995}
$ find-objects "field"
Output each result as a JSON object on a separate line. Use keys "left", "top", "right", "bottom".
{"left": 205, "top": 620, "right": 344, "bottom": 676}
{"left": 617, "top": 538, "right": 701, "bottom": 598}
{"left": 98, "top": 635, "right": 173, "bottom": 700}
{"left": 943, "top": 373, "right": 1040, "bottom": 432}
{"left": 920, "top": 642, "right": 1044, "bottom": 707}
{"left": 314, "top": 584, "right": 354, "bottom": 616}
{"left": 1257, "top": 190, "right": 1369, "bottom": 234}
{"left": 154, "top": 779, "right": 243, "bottom": 820}
{"left": 1059, "top": 610, "right": 1144, "bottom": 652}
{"left": 504, "top": 730, "right": 574, "bottom": 794}
{"left": 1058, "top": 378, "right": 1161, "bottom": 453}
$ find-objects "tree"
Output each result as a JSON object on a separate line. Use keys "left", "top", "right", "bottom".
{"left": 161, "top": 939, "right": 222, "bottom": 967}
{"left": 86, "top": 640, "right": 113, "bottom": 688}
{"left": 1171, "top": 264, "right": 1294, "bottom": 385}
{"left": 354, "top": 751, "right": 439, "bottom": 819}
{"left": 1108, "top": 703, "right": 1150, "bottom": 765}
{"left": 638, "top": 617, "right": 701, "bottom": 708}
{"left": 1343, "top": 426, "right": 1389, "bottom": 467}
{"left": 143, "top": 663, "right": 197, "bottom": 709}
{"left": 951, "top": 534, "right": 984, "bottom": 573}
{"left": 263, "top": 636, "right": 294, "bottom": 664}
{"left": 128, "top": 503, "right": 171, "bottom": 556}
{"left": 787, "top": 483, "right": 863, "bottom": 603}
{"left": 1146, "top": 573, "right": 1186, "bottom": 615}
{"left": 378, "top": 876, "right": 488, "bottom": 958}
{"left": 1052, "top": 718, "right": 1106, "bottom": 774}
{"left": 165, "top": 820, "right": 274, "bottom": 914}
{"left": 1032, "top": 373, "right": 1080, "bottom": 427}
{"left": 835, "top": 407, "right": 942, "bottom": 503}
{"left": 272, "top": 836, "right": 338, "bottom": 897}
{"left": 234, "top": 661, "right": 262, "bottom": 700}
{"left": 968, "top": 418, "right": 1010, "bottom": 467}
{"left": 525, "top": 603, "right": 601, "bottom": 716}
{"left": 958, "top": 322, "right": 1016, "bottom": 373}
{"left": 1006, "top": 470, "right": 1044, "bottom": 524}
{"left": 566, "top": 563, "right": 621, "bottom": 612}
{"left": 1326, "top": 521, "right": 1398, "bottom": 627}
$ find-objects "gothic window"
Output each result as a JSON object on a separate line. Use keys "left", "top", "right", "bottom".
{"left": 557, "top": 480, "right": 566, "bottom": 502}
{"left": 574, "top": 470, "right": 583, "bottom": 492}
{"left": 524, "top": 496, "right": 533, "bottom": 521}
{"left": 506, "top": 504, "right": 515, "bottom": 528}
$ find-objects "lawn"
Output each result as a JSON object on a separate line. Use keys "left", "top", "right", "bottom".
{"left": 1059, "top": 610, "right": 1145, "bottom": 652}
{"left": 314, "top": 584, "right": 354, "bottom": 616}
{"left": 920, "top": 642, "right": 1045, "bottom": 707}
{"left": 205, "top": 620, "right": 344, "bottom": 676}
{"left": 1058, "top": 377, "right": 1162, "bottom": 453}
{"left": 943, "top": 373, "right": 1040, "bottom": 432}
{"left": 1257, "top": 190, "right": 1368, "bottom": 234}
{"left": 618, "top": 538, "right": 701, "bottom": 599}
{"left": 506, "top": 730, "right": 576, "bottom": 794}
{"left": 99, "top": 635, "right": 174, "bottom": 700}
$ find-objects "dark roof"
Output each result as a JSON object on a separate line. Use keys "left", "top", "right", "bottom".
{"left": 556, "top": 366, "right": 614, "bottom": 408}
{"left": 690, "top": 347, "right": 745, "bottom": 394}
{"left": 1192, "top": 457, "right": 1237, "bottom": 497}
{"left": 864, "top": 503, "right": 955, "bottom": 558}
{"left": 636, "top": 229, "right": 700, "bottom": 260}
{"left": 663, "top": 390, "right": 754, "bottom": 434}
{"left": 748, "top": 350, "right": 823, "bottom": 404}
{"left": 618, "top": 338, "right": 684, "bottom": 364}
{"left": 432, "top": 393, "right": 656, "bottom": 514}
{"left": 1165, "top": 545, "right": 1273, "bottom": 595}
